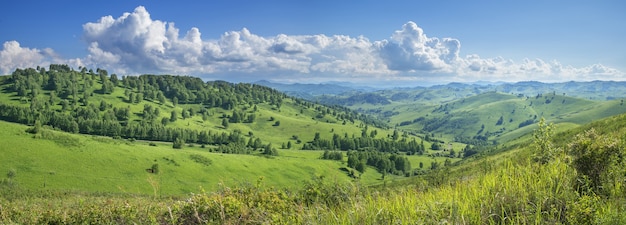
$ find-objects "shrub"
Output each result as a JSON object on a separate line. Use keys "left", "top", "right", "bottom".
{"left": 568, "top": 128, "right": 624, "bottom": 196}
{"left": 173, "top": 138, "right": 184, "bottom": 149}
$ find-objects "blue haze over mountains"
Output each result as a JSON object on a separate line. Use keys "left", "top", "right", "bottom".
{"left": 256, "top": 80, "right": 626, "bottom": 103}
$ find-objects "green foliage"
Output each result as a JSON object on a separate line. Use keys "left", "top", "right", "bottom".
{"left": 171, "top": 178, "right": 298, "bottom": 224}
{"left": 532, "top": 117, "right": 561, "bottom": 164}
{"left": 347, "top": 150, "right": 411, "bottom": 175}
{"left": 263, "top": 143, "right": 279, "bottom": 156}
{"left": 173, "top": 138, "right": 184, "bottom": 149}
{"left": 150, "top": 163, "right": 159, "bottom": 174}
{"left": 321, "top": 150, "right": 343, "bottom": 161}
{"left": 568, "top": 128, "right": 625, "bottom": 196}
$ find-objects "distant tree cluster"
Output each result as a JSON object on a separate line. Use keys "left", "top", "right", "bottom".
{"left": 321, "top": 150, "right": 343, "bottom": 161}
{"left": 302, "top": 130, "right": 425, "bottom": 155}
{"left": 347, "top": 150, "right": 411, "bottom": 177}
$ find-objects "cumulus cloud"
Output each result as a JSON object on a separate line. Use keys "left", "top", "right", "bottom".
{"left": 455, "top": 54, "right": 624, "bottom": 82}
{"left": 0, "top": 41, "right": 56, "bottom": 74}
{"left": 1, "top": 5, "right": 623, "bottom": 84}
{"left": 375, "top": 21, "right": 461, "bottom": 72}
{"left": 80, "top": 6, "right": 392, "bottom": 79}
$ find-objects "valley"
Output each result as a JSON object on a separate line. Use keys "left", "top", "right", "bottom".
{"left": 1, "top": 65, "right": 626, "bottom": 224}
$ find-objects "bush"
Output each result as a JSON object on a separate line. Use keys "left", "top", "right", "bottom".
{"left": 173, "top": 138, "right": 184, "bottom": 149}
{"left": 568, "top": 128, "right": 624, "bottom": 196}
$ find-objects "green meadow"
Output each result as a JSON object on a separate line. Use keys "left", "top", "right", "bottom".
{"left": 0, "top": 119, "right": 451, "bottom": 196}
{"left": 1, "top": 67, "right": 626, "bottom": 224}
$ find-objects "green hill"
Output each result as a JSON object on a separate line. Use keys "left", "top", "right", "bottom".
{"left": 3, "top": 112, "right": 626, "bottom": 224}
{"left": 0, "top": 65, "right": 460, "bottom": 195}
{"left": 2, "top": 65, "right": 626, "bottom": 223}
{"left": 341, "top": 91, "right": 626, "bottom": 144}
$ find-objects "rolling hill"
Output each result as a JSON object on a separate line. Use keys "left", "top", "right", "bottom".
{"left": 0, "top": 65, "right": 461, "bottom": 196}
{"left": 305, "top": 82, "right": 626, "bottom": 145}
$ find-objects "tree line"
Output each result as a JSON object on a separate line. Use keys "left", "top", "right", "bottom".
{"left": 302, "top": 130, "right": 426, "bottom": 155}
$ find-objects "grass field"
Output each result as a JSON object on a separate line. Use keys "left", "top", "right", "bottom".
{"left": 3, "top": 113, "right": 626, "bottom": 224}
{"left": 0, "top": 120, "right": 452, "bottom": 196}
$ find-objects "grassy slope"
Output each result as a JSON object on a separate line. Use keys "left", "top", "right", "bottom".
{"left": 0, "top": 74, "right": 421, "bottom": 150}
{"left": 4, "top": 114, "right": 626, "bottom": 224}
{"left": 360, "top": 91, "right": 626, "bottom": 142}
{"left": 0, "top": 120, "right": 448, "bottom": 195}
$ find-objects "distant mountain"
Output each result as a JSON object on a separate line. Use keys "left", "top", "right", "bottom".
{"left": 294, "top": 80, "right": 626, "bottom": 145}
{"left": 497, "top": 81, "right": 626, "bottom": 100}
{"left": 253, "top": 80, "right": 353, "bottom": 99}
{"left": 259, "top": 80, "right": 626, "bottom": 101}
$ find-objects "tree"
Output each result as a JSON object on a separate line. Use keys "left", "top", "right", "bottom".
{"left": 173, "top": 138, "right": 184, "bottom": 149}
{"left": 170, "top": 110, "right": 178, "bottom": 122}
{"left": 150, "top": 163, "right": 160, "bottom": 174}
{"left": 27, "top": 120, "right": 42, "bottom": 134}
{"left": 129, "top": 92, "right": 135, "bottom": 103}
{"left": 81, "top": 91, "right": 89, "bottom": 106}
{"left": 49, "top": 91, "right": 57, "bottom": 105}
{"left": 157, "top": 92, "right": 166, "bottom": 104}
{"left": 263, "top": 143, "right": 278, "bottom": 156}
{"left": 496, "top": 116, "right": 504, "bottom": 126}
{"left": 99, "top": 100, "right": 108, "bottom": 111}
{"left": 222, "top": 118, "right": 229, "bottom": 129}
{"left": 110, "top": 74, "right": 119, "bottom": 86}
{"left": 377, "top": 158, "right": 391, "bottom": 179}
{"left": 61, "top": 99, "right": 69, "bottom": 111}
{"left": 532, "top": 117, "right": 558, "bottom": 164}
{"left": 135, "top": 93, "right": 143, "bottom": 103}
{"left": 355, "top": 161, "right": 366, "bottom": 173}
{"left": 246, "top": 113, "right": 256, "bottom": 123}
{"left": 430, "top": 161, "right": 440, "bottom": 170}
{"left": 273, "top": 121, "right": 280, "bottom": 126}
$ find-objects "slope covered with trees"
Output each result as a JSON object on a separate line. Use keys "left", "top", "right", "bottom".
{"left": 0, "top": 65, "right": 401, "bottom": 155}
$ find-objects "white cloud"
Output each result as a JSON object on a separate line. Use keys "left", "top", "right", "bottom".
{"left": 375, "top": 21, "right": 461, "bottom": 72}
{"left": 0, "top": 41, "right": 54, "bottom": 74}
{"left": 80, "top": 6, "right": 391, "bottom": 78}
{"left": 77, "top": 6, "right": 626, "bottom": 83}
{"left": 1, "top": 5, "right": 623, "bottom": 84}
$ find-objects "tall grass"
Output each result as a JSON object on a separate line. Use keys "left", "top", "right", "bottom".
{"left": 2, "top": 156, "right": 624, "bottom": 224}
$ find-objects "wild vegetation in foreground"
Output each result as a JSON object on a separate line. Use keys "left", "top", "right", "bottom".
{"left": 2, "top": 114, "right": 626, "bottom": 224}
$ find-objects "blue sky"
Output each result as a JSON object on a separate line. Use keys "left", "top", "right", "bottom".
{"left": 1, "top": 0, "right": 624, "bottom": 86}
